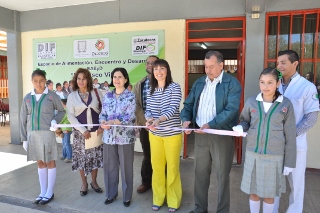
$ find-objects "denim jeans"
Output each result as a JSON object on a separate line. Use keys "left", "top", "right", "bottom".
{"left": 62, "top": 131, "right": 72, "bottom": 159}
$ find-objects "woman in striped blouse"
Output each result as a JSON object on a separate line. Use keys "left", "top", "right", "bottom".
{"left": 145, "top": 59, "right": 182, "bottom": 212}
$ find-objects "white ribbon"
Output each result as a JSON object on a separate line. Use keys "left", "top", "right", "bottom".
{"left": 54, "top": 123, "right": 247, "bottom": 137}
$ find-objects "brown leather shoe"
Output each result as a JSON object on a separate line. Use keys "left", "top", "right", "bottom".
{"left": 137, "top": 184, "right": 151, "bottom": 193}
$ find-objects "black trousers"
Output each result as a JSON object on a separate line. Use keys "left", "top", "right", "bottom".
{"left": 193, "top": 133, "right": 234, "bottom": 213}
{"left": 103, "top": 143, "right": 134, "bottom": 202}
{"left": 139, "top": 128, "right": 152, "bottom": 186}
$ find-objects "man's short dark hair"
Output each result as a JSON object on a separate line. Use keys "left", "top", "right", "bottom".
{"left": 147, "top": 55, "right": 159, "bottom": 60}
{"left": 205, "top": 51, "right": 224, "bottom": 63}
{"left": 46, "top": 79, "right": 53, "bottom": 86}
{"left": 278, "top": 50, "right": 300, "bottom": 63}
{"left": 56, "top": 83, "right": 61, "bottom": 88}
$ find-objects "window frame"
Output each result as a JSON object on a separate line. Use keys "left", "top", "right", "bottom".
{"left": 264, "top": 9, "right": 320, "bottom": 84}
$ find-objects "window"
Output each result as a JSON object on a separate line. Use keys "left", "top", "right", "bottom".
{"left": 265, "top": 9, "right": 320, "bottom": 86}
{"left": 224, "top": 59, "right": 237, "bottom": 73}
{"left": 0, "top": 56, "right": 8, "bottom": 98}
{"left": 188, "top": 60, "right": 204, "bottom": 73}
{"left": 0, "top": 56, "right": 7, "bottom": 79}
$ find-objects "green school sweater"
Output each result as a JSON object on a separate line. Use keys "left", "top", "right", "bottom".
{"left": 60, "top": 109, "right": 72, "bottom": 131}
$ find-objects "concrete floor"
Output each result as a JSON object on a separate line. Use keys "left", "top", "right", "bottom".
{"left": 0, "top": 122, "right": 319, "bottom": 213}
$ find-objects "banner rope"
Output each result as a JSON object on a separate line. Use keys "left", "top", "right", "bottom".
{"left": 54, "top": 124, "right": 246, "bottom": 137}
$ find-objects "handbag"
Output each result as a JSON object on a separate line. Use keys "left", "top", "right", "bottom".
{"left": 93, "top": 88, "right": 102, "bottom": 109}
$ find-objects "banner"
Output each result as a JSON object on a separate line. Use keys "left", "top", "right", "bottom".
{"left": 33, "top": 30, "right": 165, "bottom": 86}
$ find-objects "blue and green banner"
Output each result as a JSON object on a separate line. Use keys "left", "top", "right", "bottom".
{"left": 33, "top": 30, "right": 165, "bottom": 85}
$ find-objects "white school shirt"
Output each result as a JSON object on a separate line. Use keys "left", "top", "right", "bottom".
{"left": 55, "top": 91, "right": 65, "bottom": 99}
{"left": 256, "top": 93, "right": 284, "bottom": 113}
{"left": 196, "top": 71, "right": 223, "bottom": 127}
{"left": 31, "top": 87, "right": 49, "bottom": 101}
{"left": 93, "top": 83, "right": 100, "bottom": 89}
{"left": 279, "top": 73, "right": 319, "bottom": 151}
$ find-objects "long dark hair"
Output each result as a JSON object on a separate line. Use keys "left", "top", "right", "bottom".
{"left": 71, "top": 68, "right": 93, "bottom": 91}
{"left": 260, "top": 68, "right": 282, "bottom": 102}
{"left": 150, "top": 59, "right": 173, "bottom": 94}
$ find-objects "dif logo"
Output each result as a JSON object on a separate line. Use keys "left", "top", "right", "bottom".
{"left": 135, "top": 44, "right": 155, "bottom": 52}
{"left": 37, "top": 42, "right": 56, "bottom": 60}
{"left": 132, "top": 35, "right": 158, "bottom": 56}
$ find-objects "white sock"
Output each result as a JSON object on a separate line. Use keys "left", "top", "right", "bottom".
{"left": 38, "top": 168, "right": 48, "bottom": 197}
{"left": 272, "top": 197, "right": 280, "bottom": 213}
{"left": 44, "top": 168, "right": 56, "bottom": 199}
{"left": 263, "top": 201, "right": 274, "bottom": 213}
{"left": 249, "top": 199, "right": 260, "bottom": 213}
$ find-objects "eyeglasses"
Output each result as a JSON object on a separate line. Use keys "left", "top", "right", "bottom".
{"left": 146, "top": 62, "right": 154, "bottom": 66}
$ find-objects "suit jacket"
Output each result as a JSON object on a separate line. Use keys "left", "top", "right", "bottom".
{"left": 133, "top": 76, "right": 148, "bottom": 126}
{"left": 180, "top": 72, "right": 241, "bottom": 130}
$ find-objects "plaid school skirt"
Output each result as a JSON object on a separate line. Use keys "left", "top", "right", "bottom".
{"left": 241, "top": 151, "right": 286, "bottom": 198}
{"left": 27, "top": 130, "right": 58, "bottom": 162}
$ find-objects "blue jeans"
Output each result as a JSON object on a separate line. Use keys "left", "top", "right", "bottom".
{"left": 62, "top": 131, "right": 72, "bottom": 159}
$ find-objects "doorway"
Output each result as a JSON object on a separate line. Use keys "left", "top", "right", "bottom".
{"left": 0, "top": 30, "right": 10, "bottom": 140}
{"left": 184, "top": 17, "right": 246, "bottom": 164}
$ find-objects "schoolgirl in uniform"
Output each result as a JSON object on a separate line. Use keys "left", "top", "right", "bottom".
{"left": 20, "top": 69, "right": 65, "bottom": 204}
{"left": 233, "top": 68, "right": 297, "bottom": 213}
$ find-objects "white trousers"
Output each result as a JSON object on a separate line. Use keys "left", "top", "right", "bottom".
{"left": 273, "top": 150, "right": 307, "bottom": 213}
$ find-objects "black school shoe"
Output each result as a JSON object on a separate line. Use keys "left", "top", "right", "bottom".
{"left": 123, "top": 200, "right": 131, "bottom": 207}
{"left": 39, "top": 194, "right": 54, "bottom": 205}
{"left": 33, "top": 196, "right": 43, "bottom": 204}
{"left": 104, "top": 197, "right": 116, "bottom": 205}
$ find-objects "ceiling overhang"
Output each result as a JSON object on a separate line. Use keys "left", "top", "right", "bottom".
{"left": 0, "top": 0, "right": 117, "bottom": 11}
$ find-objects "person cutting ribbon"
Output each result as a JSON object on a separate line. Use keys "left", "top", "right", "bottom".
{"left": 180, "top": 51, "right": 242, "bottom": 213}
{"left": 145, "top": 59, "right": 182, "bottom": 212}
{"left": 233, "top": 68, "right": 296, "bottom": 213}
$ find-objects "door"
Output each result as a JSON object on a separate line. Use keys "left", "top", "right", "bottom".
{"left": 184, "top": 17, "right": 246, "bottom": 164}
